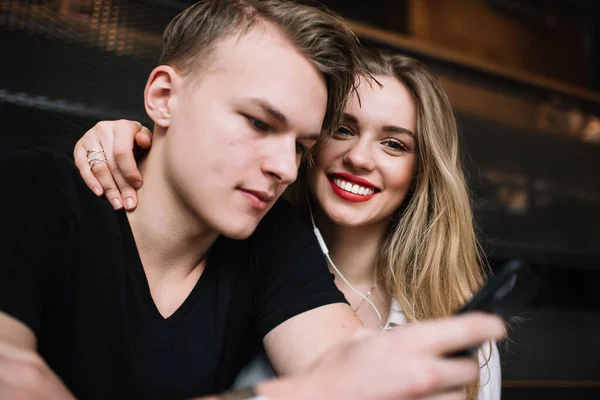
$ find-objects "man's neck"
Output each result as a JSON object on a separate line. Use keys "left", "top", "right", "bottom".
{"left": 126, "top": 149, "right": 219, "bottom": 283}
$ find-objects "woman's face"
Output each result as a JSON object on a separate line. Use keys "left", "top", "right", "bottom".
{"left": 308, "top": 74, "right": 417, "bottom": 228}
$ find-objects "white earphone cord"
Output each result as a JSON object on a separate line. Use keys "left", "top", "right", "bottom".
{"left": 306, "top": 192, "right": 396, "bottom": 331}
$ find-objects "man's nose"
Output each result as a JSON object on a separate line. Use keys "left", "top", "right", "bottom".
{"left": 262, "top": 138, "right": 299, "bottom": 185}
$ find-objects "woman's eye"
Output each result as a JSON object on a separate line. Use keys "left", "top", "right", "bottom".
{"left": 248, "top": 117, "right": 270, "bottom": 132}
{"left": 334, "top": 126, "right": 354, "bottom": 138}
{"left": 383, "top": 139, "right": 408, "bottom": 152}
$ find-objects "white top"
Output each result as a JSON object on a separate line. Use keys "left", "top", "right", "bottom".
{"left": 385, "top": 299, "right": 502, "bottom": 400}
{"left": 234, "top": 299, "right": 502, "bottom": 400}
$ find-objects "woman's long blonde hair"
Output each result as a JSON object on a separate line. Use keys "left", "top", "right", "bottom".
{"left": 359, "top": 49, "right": 488, "bottom": 399}
{"left": 358, "top": 50, "right": 486, "bottom": 319}
{"left": 288, "top": 49, "right": 490, "bottom": 399}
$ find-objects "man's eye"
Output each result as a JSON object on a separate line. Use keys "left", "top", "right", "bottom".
{"left": 296, "top": 142, "right": 307, "bottom": 155}
{"left": 248, "top": 117, "right": 270, "bottom": 132}
{"left": 296, "top": 143, "right": 311, "bottom": 163}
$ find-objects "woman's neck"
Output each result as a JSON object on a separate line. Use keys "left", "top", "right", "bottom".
{"left": 313, "top": 204, "right": 388, "bottom": 287}
{"left": 311, "top": 201, "right": 392, "bottom": 330}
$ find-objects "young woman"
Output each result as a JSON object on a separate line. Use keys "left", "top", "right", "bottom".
{"left": 74, "top": 49, "right": 501, "bottom": 399}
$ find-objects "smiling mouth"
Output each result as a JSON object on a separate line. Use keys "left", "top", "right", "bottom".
{"left": 330, "top": 177, "right": 378, "bottom": 196}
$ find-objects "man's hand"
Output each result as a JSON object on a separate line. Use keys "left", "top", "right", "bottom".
{"left": 73, "top": 119, "right": 151, "bottom": 210}
{"left": 258, "top": 312, "right": 505, "bottom": 400}
{"left": 0, "top": 340, "right": 75, "bottom": 399}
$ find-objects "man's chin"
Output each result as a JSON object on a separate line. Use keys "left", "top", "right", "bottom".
{"left": 218, "top": 220, "right": 261, "bottom": 240}
{"left": 213, "top": 201, "right": 275, "bottom": 239}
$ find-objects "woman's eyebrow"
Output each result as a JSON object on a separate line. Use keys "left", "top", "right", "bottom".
{"left": 381, "top": 125, "right": 414, "bottom": 137}
{"left": 342, "top": 112, "right": 358, "bottom": 124}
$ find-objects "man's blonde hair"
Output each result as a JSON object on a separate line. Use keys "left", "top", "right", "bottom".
{"left": 159, "top": 0, "right": 363, "bottom": 135}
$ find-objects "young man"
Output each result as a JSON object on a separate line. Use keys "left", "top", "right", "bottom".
{"left": 0, "top": 1, "right": 504, "bottom": 399}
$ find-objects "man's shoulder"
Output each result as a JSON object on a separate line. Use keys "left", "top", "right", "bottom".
{"left": 253, "top": 197, "right": 307, "bottom": 236}
{"left": 0, "top": 149, "right": 77, "bottom": 189}
{"left": 0, "top": 148, "right": 73, "bottom": 167}
{"left": 0, "top": 149, "right": 117, "bottom": 241}
{"left": 215, "top": 198, "right": 308, "bottom": 261}
{"left": 0, "top": 149, "right": 94, "bottom": 209}
{"left": 247, "top": 197, "right": 322, "bottom": 263}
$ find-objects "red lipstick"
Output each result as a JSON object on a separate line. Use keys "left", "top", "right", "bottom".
{"left": 330, "top": 172, "right": 377, "bottom": 189}
{"left": 327, "top": 173, "right": 379, "bottom": 203}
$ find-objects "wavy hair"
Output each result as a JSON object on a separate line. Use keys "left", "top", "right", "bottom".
{"left": 286, "top": 49, "right": 490, "bottom": 399}
{"left": 359, "top": 49, "right": 488, "bottom": 399}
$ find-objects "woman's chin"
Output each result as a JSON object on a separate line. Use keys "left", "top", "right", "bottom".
{"left": 325, "top": 211, "right": 368, "bottom": 229}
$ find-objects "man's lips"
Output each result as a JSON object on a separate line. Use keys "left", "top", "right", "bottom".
{"left": 242, "top": 189, "right": 274, "bottom": 203}
{"left": 238, "top": 188, "right": 275, "bottom": 211}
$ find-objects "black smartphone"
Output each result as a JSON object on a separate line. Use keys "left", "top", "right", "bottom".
{"left": 449, "top": 260, "right": 524, "bottom": 357}
{"left": 457, "top": 259, "right": 523, "bottom": 317}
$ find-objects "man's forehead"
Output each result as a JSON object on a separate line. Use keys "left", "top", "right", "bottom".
{"left": 205, "top": 23, "right": 328, "bottom": 136}
{"left": 212, "top": 19, "right": 298, "bottom": 62}
{"left": 184, "top": 20, "right": 296, "bottom": 79}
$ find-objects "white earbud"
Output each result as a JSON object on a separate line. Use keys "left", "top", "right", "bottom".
{"left": 305, "top": 191, "right": 396, "bottom": 331}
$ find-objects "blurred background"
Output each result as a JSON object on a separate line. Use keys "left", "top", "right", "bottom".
{"left": 1, "top": 0, "right": 599, "bottom": 398}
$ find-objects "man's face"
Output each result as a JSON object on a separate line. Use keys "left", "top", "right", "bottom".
{"left": 162, "top": 22, "right": 328, "bottom": 239}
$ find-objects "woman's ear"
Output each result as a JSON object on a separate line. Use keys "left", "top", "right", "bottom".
{"left": 144, "top": 65, "right": 180, "bottom": 128}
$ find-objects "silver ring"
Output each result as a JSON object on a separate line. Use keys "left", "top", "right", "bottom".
{"left": 86, "top": 148, "right": 104, "bottom": 158}
{"left": 86, "top": 148, "right": 107, "bottom": 167}
{"left": 89, "top": 158, "right": 108, "bottom": 167}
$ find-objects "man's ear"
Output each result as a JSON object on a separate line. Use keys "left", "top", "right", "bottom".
{"left": 144, "top": 65, "right": 181, "bottom": 128}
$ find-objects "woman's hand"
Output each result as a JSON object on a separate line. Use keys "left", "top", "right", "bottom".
{"left": 73, "top": 120, "right": 152, "bottom": 210}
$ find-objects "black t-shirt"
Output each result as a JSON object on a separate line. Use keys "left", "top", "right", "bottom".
{"left": 0, "top": 150, "right": 345, "bottom": 400}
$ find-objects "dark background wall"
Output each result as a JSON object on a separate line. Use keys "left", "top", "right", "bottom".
{"left": 1, "top": 0, "right": 599, "bottom": 398}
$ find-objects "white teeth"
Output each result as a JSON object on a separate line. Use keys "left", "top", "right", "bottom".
{"left": 332, "top": 178, "right": 376, "bottom": 196}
